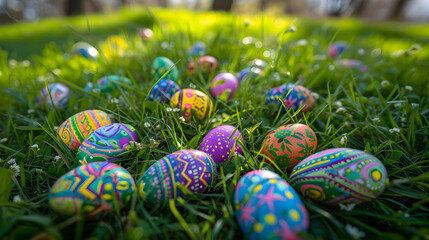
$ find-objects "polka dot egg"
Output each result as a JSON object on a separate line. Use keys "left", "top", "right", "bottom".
{"left": 148, "top": 79, "right": 181, "bottom": 103}
{"left": 49, "top": 162, "right": 136, "bottom": 216}
{"left": 170, "top": 88, "right": 213, "bottom": 121}
{"left": 290, "top": 148, "right": 388, "bottom": 206}
{"left": 137, "top": 149, "right": 217, "bottom": 207}
{"left": 36, "top": 83, "right": 70, "bottom": 108}
{"left": 198, "top": 125, "right": 244, "bottom": 163}
{"left": 210, "top": 73, "right": 239, "bottom": 100}
{"left": 151, "top": 57, "right": 179, "bottom": 81}
{"left": 235, "top": 170, "right": 309, "bottom": 240}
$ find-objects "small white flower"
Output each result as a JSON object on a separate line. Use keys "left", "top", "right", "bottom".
{"left": 10, "top": 163, "right": 20, "bottom": 177}
{"left": 166, "top": 107, "right": 173, "bottom": 112}
{"left": 173, "top": 108, "right": 180, "bottom": 112}
{"left": 389, "top": 128, "right": 401, "bottom": 134}
{"left": 53, "top": 126, "right": 59, "bottom": 130}
{"left": 394, "top": 103, "right": 402, "bottom": 108}
{"left": 179, "top": 116, "right": 186, "bottom": 122}
{"left": 110, "top": 98, "right": 119, "bottom": 104}
{"left": 0, "top": 138, "right": 7, "bottom": 143}
{"left": 333, "top": 101, "right": 343, "bottom": 108}
{"left": 156, "top": 124, "right": 160, "bottom": 129}
{"left": 54, "top": 155, "right": 61, "bottom": 162}
{"left": 31, "top": 144, "right": 39, "bottom": 149}
{"left": 21, "top": 60, "right": 31, "bottom": 67}
{"left": 372, "top": 118, "right": 381, "bottom": 123}
{"left": 381, "top": 80, "right": 391, "bottom": 88}
{"left": 404, "top": 213, "right": 410, "bottom": 218}
{"left": 339, "top": 203, "right": 355, "bottom": 211}
{"left": 35, "top": 168, "right": 43, "bottom": 173}
{"left": 263, "top": 50, "right": 271, "bottom": 58}
{"left": 7, "top": 158, "right": 16, "bottom": 165}
{"left": 27, "top": 109, "right": 35, "bottom": 114}
{"left": 52, "top": 68, "right": 61, "bottom": 75}
{"left": 37, "top": 76, "right": 46, "bottom": 82}
{"left": 404, "top": 85, "right": 413, "bottom": 92}
{"left": 12, "top": 195, "right": 22, "bottom": 203}
{"left": 189, "top": 83, "right": 197, "bottom": 88}
{"left": 144, "top": 122, "right": 151, "bottom": 128}
{"left": 358, "top": 48, "right": 366, "bottom": 55}
{"left": 336, "top": 107, "right": 347, "bottom": 114}
{"left": 255, "top": 41, "right": 263, "bottom": 48}
{"left": 329, "top": 65, "right": 335, "bottom": 71}
{"left": 340, "top": 135, "right": 347, "bottom": 145}
{"left": 345, "top": 224, "right": 365, "bottom": 239}
{"left": 371, "top": 48, "right": 382, "bottom": 57}
{"left": 8, "top": 59, "right": 17, "bottom": 67}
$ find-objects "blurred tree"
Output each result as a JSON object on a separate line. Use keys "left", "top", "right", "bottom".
{"left": 391, "top": 0, "right": 410, "bottom": 19}
{"left": 212, "top": 0, "right": 234, "bottom": 11}
{"left": 66, "top": 0, "right": 85, "bottom": 15}
{"left": 158, "top": 0, "right": 167, "bottom": 7}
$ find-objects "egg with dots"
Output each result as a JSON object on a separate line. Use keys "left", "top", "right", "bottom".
{"left": 210, "top": 73, "right": 239, "bottom": 100}
{"left": 36, "top": 83, "right": 70, "bottom": 108}
{"left": 328, "top": 41, "right": 348, "bottom": 58}
{"left": 151, "top": 57, "right": 179, "bottom": 81}
{"left": 148, "top": 79, "right": 181, "bottom": 103}
{"left": 137, "top": 149, "right": 217, "bottom": 208}
{"left": 336, "top": 59, "right": 367, "bottom": 73}
{"left": 49, "top": 162, "right": 135, "bottom": 217}
{"left": 265, "top": 83, "right": 315, "bottom": 113}
{"left": 187, "top": 56, "right": 218, "bottom": 75}
{"left": 198, "top": 125, "right": 244, "bottom": 163}
{"left": 290, "top": 148, "right": 388, "bottom": 206}
{"left": 170, "top": 89, "right": 213, "bottom": 121}
{"left": 57, "top": 110, "right": 112, "bottom": 150}
{"left": 76, "top": 123, "right": 138, "bottom": 164}
{"left": 72, "top": 41, "right": 99, "bottom": 60}
{"left": 237, "top": 67, "right": 263, "bottom": 82}
{"left": 261, "top": 124, "right": 317, "bottom": 172}
{"left": 96, "top": 75, "right": 133, "bottom": 93}
{"left": 235, "top": 170, "right": 309, "bottom": 240}
{"left": 187, "top": 41, "right": 206, "bottom": 56}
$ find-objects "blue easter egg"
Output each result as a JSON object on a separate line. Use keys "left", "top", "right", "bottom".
{"left": 148, "top": 79, "right": 181, "bottom": 103}
{"left": 265, "top": 84, "right": 314, "bottom": 112}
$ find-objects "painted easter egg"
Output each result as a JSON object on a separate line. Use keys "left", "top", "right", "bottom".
{"left": 237, "top": 67, "right": 263, "bottom": 82}
{"left": 290, "top": 148, "right": 388, "bottom": 206}
{"left": 137, "top": 149, "right": 217, "bottom": 207}
{"left": 210, "top": 73, "right": 239, "bottom": 100}
{"left": 188, "top": 56, "right": 218, "bottom": 75}
{"left": 328, "top": 41, "right": 347, "bottom": 58}
{"left": 76, "top": 123, "right": 138, "bottom": 164}
{"left": 102, "top": 35, "right": 128, "bottom": 58}
{"left": 261, "top": 124, "right": 317, "bottom": 172}
{"left": 96, "top": 75, "right": 133, "bottom": 93}
{"left": 170, "top": 89, "right": 213, "bottom": 121}
{"left": 72, "top": 41, "right": 99, "bottom": 60}
{"left": 336, "top": 59, "right": 367, "bottom": 73}
{"left": 235, "top": 170, "right": 309, "bottom": 240}
{"left": 36, "top": 83, "right": 70, "bottom": 108}
{"left": 57, "top": 110, "right": 112, "bottom": 150}
{"left": 151, "top": 57, "right": 179, "bottom": 81}
{"left": 198, "top": 125, "right": 243, "bottom": 163}
{"left": 49, "top": 162, "right": 135, "bottom": 216}
{"left": 139, "top": 28, "right": 153, "bottom": 40}
{"left": 246, "top": 59, "right": 268, "bottom": 70}
{"left": 148, "top": 79, "right": 181, "bottom": 103}
{"left": 265, "top": 84, "right": 315, "bottom": 113}
{"left": 187, "top": 41, "right": 206, "bottom": 56}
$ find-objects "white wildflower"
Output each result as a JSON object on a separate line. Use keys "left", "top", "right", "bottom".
{"left": 7, "top": 158, "right": 16, "bottom": 165}
{"left": 372, "top": 118, "right": 381, "bottom": 123}
{"left": 0, "top": 138, "right": 7, "bottom": 143}
{"left": 242, "top": 36, "right": 253, "bottom": 45}
{"left": 12, "top": 195, "right": 22, "bottom": 203}
{"left": 255, "top": 41, "right": 263, "bottom": 48}
{"left": 35, "top": 168, "right": 43, "bottom": 173}
{"left": 54, "top": 155, "right": 61, "bottom": 163}
{"left": 37, "top": 76, "right": 46, "bottom": 82}
{"left": 10, "top": 163, "right": 20, "bottom": 177}
{"left": 21, "top": 60, "right": 31, "bottom": 67}
{"left": 329, "top": 65, "right": 335, "bottom": 71}
{"left": 371, "top": 48, "right": 382, "bottom": 57}
{"left": 340, "top": 135, "right": 347, "bottom": 145}
{"left": 30, "top": 144, "right": 39, "bottom": 149}
{"left": 345, "top": 224, "right": 365, "bottom": 239}
{"left": 333, "top": 101, "right": 343, "bottom": 108}
{"left": 166, "top": 107, "right": 173, "bottom": 112}
{"left": 110, "top": 98, "right": 119, "bottom": 104}
{"left": 8, "top": 59, "right": 17, "bottom": 67}
{"left": 161, "top": 41, "right": 170, "bottom": 49}
{"left": 156, "top": 124, "right": 160, "bottom": 129}
{"left": 179, "top": 116, "right": 186, "bottom": 122}
{"left": 53, "top": 126, "right": 59, "bottom": 130}
{"left": 339, "top": 203, "right": 355, "bottom": 211}
{"left": 173, "top": 108, "right": 180, "bottom": 112}
{"left": 358, "top": 48, "right": 366, "bottom": 55}
{"left": 404, "top": 85, "right": 413, "bottom": 92}
{"left": 263, "top": 50, "right": 271, "bottom": 58}
{"left": 389, "top": 128, "right": 401, "bottom": 134}
{"left": 381, "top": 80, "right": 391, "bottom": 88}
{"left": 336, "top": 107, "right": 347, "bottom": 114}
{"left": 27, "top": 109, "right": 35, "bottom": 114}
{"left": 394, "top": 103, "right": 402, "bottom": 108}
{"left": 189, "top": 83, "right": 197, "bottom": 88}
{"left": 144, "top": 122, "right": 151, "bottom": 128}
{"left": 404, "top": 213, "right": 410, "bottom": 218}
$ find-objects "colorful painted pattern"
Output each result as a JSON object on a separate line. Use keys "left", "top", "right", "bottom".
{"left": 76, "top": 123, "right": 138, "bottom": 164}
{"left": 97, "top": 75, "right": 133, "bottom": 93}
{"left": 198, "top": 125, "right": 244, "bottom": 163}
{"left": 262, "top": 124, "right": 317, "bottom": 172}
{"left": 188, "top": 56, "right": 218, "bottom": 75}
{"left": 210, "top": 73, "right": 239, "bottom": 100}
{"left": 72, "top": 41, "right": 99, "bottom": 60}
{"left": 148, "top": 79, "right": 181, "bottom": 103}
{"left": 57, "top": 110, "right": 112, "bottom": 150}
{"left": 49, "top": 162, "right": 136, "bottom": 216}
{"left": 151, "top": 57, "right": 179, "bottom": 81}
{"left": 290, "top": 148, "right": 388, "bottom": 206}
{"left": 336, "top": 59, "right": 368, "bottom": 73}
{"left": 137, "top": 149, "right": 217, "bottom": 207}
{"left": 36, "top": 83, "right": 70, "bottom": 108}
{"left": 265, "top": 83, "right": 315, "bottom": 113}
{"left": 187, "top": 41, "right": 206, "bottom": 56}
{"left": 328, "top": 41, "right": 347, "bottom": 58}
{"left": 235, "top": 170, "right": 309, "bottom": 240}
{"left": 237, "top": 67, "right": 263, "bottom": 82}
{"left": 170, "top": 88, "right": 213, "bottom": 121}
{"left": 246, "top": 59, "right": 268, "bottom": 70}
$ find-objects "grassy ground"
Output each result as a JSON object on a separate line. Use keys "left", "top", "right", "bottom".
{"left": 0, "top": 7, "right": 429, "bottom": 240}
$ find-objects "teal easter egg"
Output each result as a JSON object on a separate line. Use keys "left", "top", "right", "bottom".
{"left": 235, "top": 170, "right": 309, "bottom": 240}
{"left": 290, "top": 148, "right": 388, "bottom": 206}
{"left": 96, "top": 75, "right": 133, "bottom": 93}
{"left": 72, "top": 41, "right": 99, "bottom": 60}
{"left": 151, "top": 57, "right": 179, "bottom": 81}
{"left": 76, "top": 123, "right": 138, "bottom": 164}
{"left": 137, "top": 149, "right": 217, "bottom": 207}
{"left": 49, "top": 162, "right": 136, "bottom": 216}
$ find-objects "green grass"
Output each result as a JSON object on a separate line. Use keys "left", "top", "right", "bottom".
{"left": 1, "top": 7, "right": 429, "bottom": 240}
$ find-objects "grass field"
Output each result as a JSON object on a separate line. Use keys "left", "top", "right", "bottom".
{"left": 0, "top": 7, "right": 429, "bottom": 240}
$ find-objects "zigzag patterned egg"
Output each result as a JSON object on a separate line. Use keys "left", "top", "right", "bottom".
{"left": 265, "top": 84, "right": 315, "bottom": 113}
{"left": 72, "top": 41, "right": 99, "bottom": 60}
{"left": 76, "top": 123, "right": 138, "bottom": 164}
{"left": 57, "top": 110, "right": 112, "bottom": 150}
{"left": 198, "top": 125, "right": 244, "bottom": 163}
{"left": 235, "top": 170, "right": 309, "bottom": 240}
{"left": 290, "top": 148, "right": 388, "bottom": 206}
{"left": 151, "top": 57, "right": 179, "bottom": 81}
{"left": 328, "top": 41, "right": 347, "bottom": 58}
{"left": 137, "top": 149, "right": 217, "bottom": 207}
{"left": 49, "top": 162, "right": 136, "bottom": 216}
{"left": 97, "top": 75, "right": 133, "bottom": 93}
{"left": 36, "top": 83, "right": 70, "bottom": 108}
{"left": 170, "top": 89, "right": 213, "bottom": 121}
{"left": 148, "top": 79, "right": 181, "bottom": 103}
{"left": 261, "top": 124, "right": 317, "bottom": 172}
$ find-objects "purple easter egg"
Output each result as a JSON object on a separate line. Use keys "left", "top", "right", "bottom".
{"left": 198, "top": 125, "right": 244, "bottom": 163}
{"left": 210, "top": 73, "right": 239, "bottom": 100}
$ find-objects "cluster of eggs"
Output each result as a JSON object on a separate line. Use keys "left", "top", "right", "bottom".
{"left": 329, "top": 41, "right": 368, "bottom": 72}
